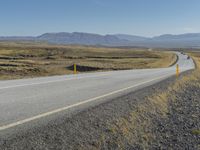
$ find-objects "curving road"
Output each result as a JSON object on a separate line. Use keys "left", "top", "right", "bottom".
{"left": 0, "top": 52, "right": 195, "bottom": 133}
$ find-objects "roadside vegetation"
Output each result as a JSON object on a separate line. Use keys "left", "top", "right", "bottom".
{"left": 0, "top": 41, "right": 176, "bottom": 80}
{"left": 96, "top": 52, "right": 200, "bottom": 149}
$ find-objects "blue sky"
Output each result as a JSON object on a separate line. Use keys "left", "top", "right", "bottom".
{"left": 0, "top": 0, "right": 200, "bottom": 37}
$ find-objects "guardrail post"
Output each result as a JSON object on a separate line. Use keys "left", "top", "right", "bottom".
{"left": 176, "top": 64, "right": 179, "bottom": 77}
{"left": 74, "top": 64, "right": 77, "bottom": 74}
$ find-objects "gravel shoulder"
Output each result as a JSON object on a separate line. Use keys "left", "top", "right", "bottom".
{"left": 150, "top": 79, "right": 200, "bottom": 149}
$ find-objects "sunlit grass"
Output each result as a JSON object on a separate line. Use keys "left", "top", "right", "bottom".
{"left": 0, "top": 42, "right": 176, "bottom": 80}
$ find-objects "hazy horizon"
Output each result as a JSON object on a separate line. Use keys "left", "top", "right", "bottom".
{"left": 1, "top": 31, "right": 200, "bottom": 38}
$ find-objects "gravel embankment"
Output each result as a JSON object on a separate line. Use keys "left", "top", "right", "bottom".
{"left": 150, "top": 81, "right": 200, "bottom": 149}
{"left": 0, "top": 71, "right": 199, "bottom": 150}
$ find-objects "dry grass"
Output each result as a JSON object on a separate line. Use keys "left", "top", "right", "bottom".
{"left": 94, "top": 51, "right": 200, "bottom": 149}
{"left": 192, "top": 129, "right": 200, "bottom": 135}
{"left": 0, "top": 42, "right": 176, "bottom": 80}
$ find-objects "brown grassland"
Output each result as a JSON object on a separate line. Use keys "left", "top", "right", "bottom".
{"left": 0, "top": 41, "right": 176, "bottom": 80}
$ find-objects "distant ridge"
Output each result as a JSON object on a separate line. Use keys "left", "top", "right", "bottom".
{"left": 115, "top": 34, "right": 149, "bottom": 41}
{"left": 1, "top": 32, "right": 200, "bottom": 48}
{"left": 37, "top": 32, "right": 129, "bottom": 46}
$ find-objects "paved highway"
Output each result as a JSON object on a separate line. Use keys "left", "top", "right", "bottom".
{"left": 0, "top": 52, "right": 194, "bottom": 133}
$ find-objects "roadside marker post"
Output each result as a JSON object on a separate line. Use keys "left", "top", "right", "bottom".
{"left": 74, "top": 64, "right": 77, "bottom": 74}
{"left": 176, "top": 64, "right": 179, "bottom": 77}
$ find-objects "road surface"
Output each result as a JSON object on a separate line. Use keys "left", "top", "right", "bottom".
{"left": 0, "top": 52, "right": 194, "bottom": 134}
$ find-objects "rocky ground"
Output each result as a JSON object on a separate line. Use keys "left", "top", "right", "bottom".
{"left": 0, "top": 68, "right": 199, "bottom": 150}
{"left": 150, "top": 79, "right": 200, "bottom": 149}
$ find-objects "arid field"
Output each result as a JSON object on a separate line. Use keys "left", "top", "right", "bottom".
{"left": 0, "top": 42, "right": 176, "bottom": 80}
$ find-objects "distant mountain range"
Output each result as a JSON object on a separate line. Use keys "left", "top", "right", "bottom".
{"left": 1, "top": 32, "right": 200, "bottom": 48}
{"left": 37, "top": 32, "right": 129, "bottom": 46}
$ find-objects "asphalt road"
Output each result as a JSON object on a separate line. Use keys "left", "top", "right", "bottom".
{"left": 0, "top": 52, "right": 194, "bottom": 134}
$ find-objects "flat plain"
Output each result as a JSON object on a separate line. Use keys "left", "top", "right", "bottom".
{"left": 0, "top": 42, "right": 176, "bottom": 80}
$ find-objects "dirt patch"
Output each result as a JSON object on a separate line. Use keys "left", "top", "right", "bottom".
{"left": 0, "top": 63, "right": 19, "bottom": 67}
{"left": 67, "top": 64, "right": 104, "bottom": 72}
{"left": 0, "top": 56, "right": 22, "bottom": 60}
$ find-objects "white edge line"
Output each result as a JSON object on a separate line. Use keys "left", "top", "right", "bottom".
{"left": 0, "top": 73, "right": 173, "bottom": 131}
{"left": 0, "top": 73, "right": 109, "bottom": 90}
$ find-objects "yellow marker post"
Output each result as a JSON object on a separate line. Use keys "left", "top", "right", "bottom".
{"left": 176, "top": 64, "right": 179, "bottom": 77}
{"left": 74, "top": 64, "right": 77, "bottom": 74}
